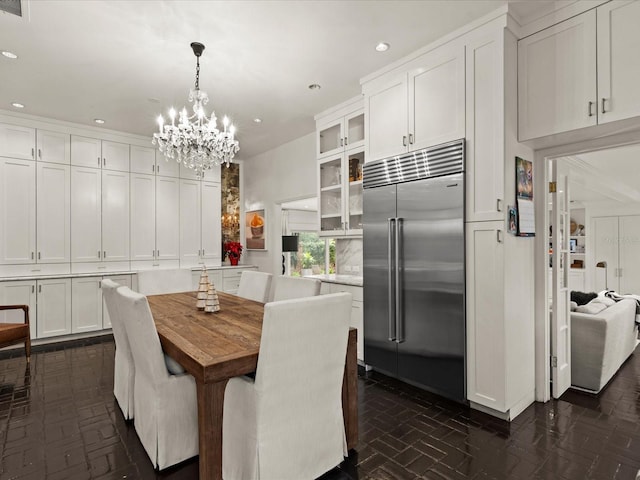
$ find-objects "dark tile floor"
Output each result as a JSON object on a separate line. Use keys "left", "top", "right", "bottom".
{"left": 0, "top": 337, "right": 639, "bottom": 479}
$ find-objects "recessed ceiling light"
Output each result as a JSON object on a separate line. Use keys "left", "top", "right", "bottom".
{"left": 308, "top": 84, "right": 321, "bottom": 90}
{"left": 94, "top": 118, "right": 105, "bottom": 124}
{"left": 1, "top": 51, "right": 18, "bottom": 59}
{"left": 375, "top": 42, "right": 390, "bottom": 52}
{"left": 253, "top": 118, "right": 262, "bottom": 123}
{"left": 11, "top": 102, "right": 24, "bottom": 109}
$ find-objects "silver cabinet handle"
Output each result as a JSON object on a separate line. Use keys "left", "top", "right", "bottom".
{"left": 402, "top": 135, "right": 407, "bottom": 147}
{"left": 409, "top": 133, "right": 414, "bottom": 145}
{"left": 387, "top": 218, "right": 396, "bottom": 341}
{"left": 601, "top": 98, "right": 607, "bottom": 114}
{"left": 38, "top": 252, "right": 41, "bottom": 260}
{"left": 31, "top": 148, "right": 34, "bottom": 159}
{"left": 103, "top": 158, "right": 106, "bottom": 166}
{"left": 39, "top": 284, "right": 42, "bottom": 293}
{"left": 98, "top": 250, "right": 101, "bottom": 259}
{"left": 38, "top": 149, "right": 42, "bottom": 159}
{"left": 588, "top": 101, "right": 594, "bottom": 117}
{"left": 98, "top": 157, "right": 101, "bottom": 166}
{"left": 103, "top": 251, "right": 106, "bottom": 259}
{"left": 31, "top": 252, "right": 34, "bottom": 260}
{"left": 152, "top": 165, "right": 155, "bottom": 173}
{"left": 32, "top": 285, "right": 35, "bottom": 293}
{"left": 496, "top": 198, "right": 502, "bottom": 212}
{"left": 202, "top": 249, "right": 205, "bottom": 256}
{"left": 157, "top": 165, "right": 160, "bottom": 173}
{"left": 497, "top": 229, "right": 503, "bottom": 243}
{"left": 395, "top": 217, "right": 404, "bottom": 343}
{"left": 156, "top": 249, "right": 159, "bottom": 257}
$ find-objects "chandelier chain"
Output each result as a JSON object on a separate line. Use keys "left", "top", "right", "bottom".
{"left": 195, "top": 56, "right": 200, "bottom": 91}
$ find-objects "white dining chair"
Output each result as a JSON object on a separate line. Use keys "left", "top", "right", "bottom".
{"left": 136, "top": 268, "right": 193, "bottom": 296}
{"left": 270, "top": 275, "right": 321, "bottom": 302}
{"left": 222, "top": 292, "right": 352, "bottom": 480}
{"left": 237, "top": 271, "right": 273, "bottom": 303}
{"left": 116, "top": 286, "right": 198, "bottom": 470}
{"left": 101, "top": 279, "right": 136, "bottom": 420}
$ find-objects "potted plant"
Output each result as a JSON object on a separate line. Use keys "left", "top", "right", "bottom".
{"left": 224, "top": 241, "right": 243, "bottom": 266}
{"left": 301, "top": 251, "right": 315, "bottom": 277}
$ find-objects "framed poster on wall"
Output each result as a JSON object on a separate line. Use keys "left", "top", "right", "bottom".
{"left": 245, "top": 209, "right": 267, "bottom": 250}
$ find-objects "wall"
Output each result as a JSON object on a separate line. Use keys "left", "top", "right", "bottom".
{"left": 242, "top": 132, "right": 316, "bottom": 275}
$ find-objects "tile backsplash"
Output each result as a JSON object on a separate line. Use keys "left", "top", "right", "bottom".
{"left": 336, "top": 238, "right": 362, "bottom": 275}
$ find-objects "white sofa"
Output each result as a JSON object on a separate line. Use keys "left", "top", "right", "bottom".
{"left": 571, "top": 298, "right": 639, "bottom": 392}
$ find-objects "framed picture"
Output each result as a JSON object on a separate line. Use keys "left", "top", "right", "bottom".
{"left": 245, "top": 209, "right": 267, "bottom": 250}
{"left": 569, "top": 238, "right": 577, "bottom": 252}
{"left": 508, "top": 205, "right": 518, "bottom": 235}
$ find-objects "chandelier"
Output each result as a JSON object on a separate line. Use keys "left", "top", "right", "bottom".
{"left": 152, "top": 42, "right": 239, "bottom": 177}
{"left": 221, "top": 212, "right": 239, "bottom": 230}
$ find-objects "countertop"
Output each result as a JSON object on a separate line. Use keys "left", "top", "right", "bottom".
{"left": 308, "top": 274, "right": 363, "bottom": 287}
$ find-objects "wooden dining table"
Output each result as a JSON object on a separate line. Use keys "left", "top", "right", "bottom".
{"left": 148, "top": 290, "right": 358, "bottom": 480}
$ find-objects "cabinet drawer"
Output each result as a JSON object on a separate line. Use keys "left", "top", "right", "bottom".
{"left": 71, "top": 261, "right": 130, "bottom": 274}
{"left": 223, "top": 276, "right": 241, "bottom": 293}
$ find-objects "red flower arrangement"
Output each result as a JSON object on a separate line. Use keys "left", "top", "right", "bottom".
{"left": 224, "top": 241, "right": 243, "bottom": 265}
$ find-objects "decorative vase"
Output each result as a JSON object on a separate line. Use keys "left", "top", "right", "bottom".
{"left": 229, "top": 256, "right": 239, "bottom": 266}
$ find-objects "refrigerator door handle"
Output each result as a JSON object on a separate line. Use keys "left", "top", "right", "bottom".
{"left": 395, "top": 217, "right": 404, "bottom": 343}
{"left": 387, "top": 217, "right": 396, "bottom": 341}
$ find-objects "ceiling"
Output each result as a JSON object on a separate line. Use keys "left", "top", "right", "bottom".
{"left": 0, "top": 0, "right": 559, "bottom": 159}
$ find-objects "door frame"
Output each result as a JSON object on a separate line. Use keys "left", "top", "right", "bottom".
{"left": 534, "top": 131, "right": 640, "bottom": 402}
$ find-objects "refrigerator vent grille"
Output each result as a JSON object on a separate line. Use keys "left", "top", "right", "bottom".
{"left": 363, "top": 139, "right": 464, "bottom": 189}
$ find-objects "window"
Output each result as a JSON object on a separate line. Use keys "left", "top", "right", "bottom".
{"left": 288, "top": 233, "right": 335, "bottom": 276}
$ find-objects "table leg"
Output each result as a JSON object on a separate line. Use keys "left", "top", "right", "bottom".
{"left": 196, "top": 379, "right": 229, "bottom": 480}
{"left": 343, "top": 328, "right": 358, "bottom": 450}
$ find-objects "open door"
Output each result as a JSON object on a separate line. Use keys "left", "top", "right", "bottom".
{"left": 551, "top": 164, "right": 571, "bottom": 398}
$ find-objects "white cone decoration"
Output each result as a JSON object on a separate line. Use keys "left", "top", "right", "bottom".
{"left": 197, "top": 266, "right": 209, "bottom": 310}
{"left": 205, "top": 283, "right": 220, "bottom": 313}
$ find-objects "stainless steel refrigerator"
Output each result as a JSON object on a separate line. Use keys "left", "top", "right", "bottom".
{"left": 363, "top": 139, "right": 466, "bottom": 402}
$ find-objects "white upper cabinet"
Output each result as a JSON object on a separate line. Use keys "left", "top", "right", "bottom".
{"left": 36, "top": 130, "right": 70, "bottom": 164}
{"left": 155, "top": 153, "right": 180, "bottom": 178}
{"left": 37, "top": 162, "right": 70, "bottom": 263}
{"left": 201, "top": 181, "right": 221, "bottom": 261}
{"left": 179, "top": 179, "right": 202, "bottom": 265}
{"left": 409, "top": 45, "right": 465, "bottom": 152}
{"left": 101, "top": 170, "right": 130, "bottom": 261}
{"left": 130, "top": 145, "right": 156, "bottom": 174}
{"left": 597, "top": 0, "right": 640, "bottom": 124}
{"left": 71, "top": 136, "right": 102, "bottom": 168}
{"left": 155, "top": 176, "right": 180, "bottom": 260}
{"left": 518, "top": 11, "right": 597, "bottom": 141}
{"left": 130, "top": 173, "right": 156, "bottom": 261}
{"left": 179, "top": 163, "right": 221, "bottom": 181}
{"left": 71, "top": 276, "right": 103, "bottom": 333}
{"left": 0, "top": 124, "right": 35, "bottom": 160}
{"left": 366, "top": 78, "right": 408, "bottom": 162}
{"left": 519, "top": 2, "right": 640, "bottom": 140}
{"left": 0, "top": 158, "right": 36, "bottom": 264}
{"left": 71, "top": 136, "right": 129, "bottom": 171}
{"left": 317, "top": 108, "right": 365, "bottom": 159}
{"left": 71, "top": 167, "right": 102, "bottom": 262}
{"left": 365, "top": 44, "right": 465, "bottom": 162}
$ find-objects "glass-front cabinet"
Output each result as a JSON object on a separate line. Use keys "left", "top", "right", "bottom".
{"left": 316, "top": 96, "right": 365, "bottom": 238}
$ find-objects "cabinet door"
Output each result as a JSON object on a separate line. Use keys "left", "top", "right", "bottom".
{"left": 618, "top": 215, "right": 640, "bottom": 294}
{"left": 597, "top": 0, "right": 640, "bottom": 124}
{"left": 466, "top": 221, "right": 506, "bottom": 411}
{"left": 409, "top": 45, "right": 465, "bottom": 151}
{"left": 130, "top": 173, "right": 156, "bottom": 261}
{"left": 102, "top": 171, "right": 130, "bottom": 261}
{"left": 518, "top": 11, "right": 597, "bottom": 140}
{"left": 345, "top": 110, "right": 365, "bottom": 152}
{"left": 36, "top": 130, "right": 70, "bottom": 165}
{"left": 156, "top": 152, "right": 180, "bottom": 178}
{"left": 103, "top": 275, "right": 132, "bottom": 328}
{"left": 130, "top": 145, "right": 156, "bottom": 174}
{"left": 71, "top": 277, "right": 103, "bottom": 333}
{"left": 179, "top": 163, "right": 200, "bottom": 180}
{"left": 37, "top": 278, "right": 71, "bottom": 338}
{"left": 71, "top": 135, "right": 102, "bottom": 168}
{"left": 202, "top": 165, "right": 221, "bottom": 183}
{"left": 0, "top": 158, "right": 36, "bottom": 264}
{"left": 71, "top": 167, "right": 102, "bottom": 262}
{"left": 366, "top": 77, "right": 408, "bottom": 162}
{"left": 0, "top": 280, "right": 37, "bottom": 339}
{"left": 319, "top": 155, "right": 345, "bottom": 236}
{"left": 156, "top": 176, "right": 180, "bottom": 260}
{"left": 345, "top": 150, "right": 364, "bottom": 234}
{"left": 0, "top": 124, "right": 35, "bottom": 160}
{"left": 592, "top": 216, "right": 619, "bottom": 291}
{"left": 465, "top": 33, "right": 504, "bottom": 222}
{"left": 317, "top": 117, "right": 344, "bottom": 159}
{"left": 37, "top": 162, "right": 70, "bottom": 263}
{"left": 179, "top": 179, "right": 202, "bottom": 265}
{"left": 102, "top": 141, "right": 129, "bottom": 172}
{"left": 201, "top": 181, "right": 221, "bottom": 261}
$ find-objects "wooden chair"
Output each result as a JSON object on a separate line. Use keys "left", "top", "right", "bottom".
{"left": 0, "top": 305, "right": 31, "bottom": 362}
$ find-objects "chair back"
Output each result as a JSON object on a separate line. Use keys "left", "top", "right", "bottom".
{"left": 101, "top": 279, "right": 130, "bottom": 354}
{"left": 116, "top": 286, "right": 170, "bottom": 383}
{"left": 137, "top": 269, "right": 193, "bottom": 295}
{"left": 254, "top": 292, "right": 351, "bottom": 442}
{"left": 237, "top": 271, "right": 272, "bottom": 303}
{"left": 271, "top": 276, "right": 321, "bottom": 301}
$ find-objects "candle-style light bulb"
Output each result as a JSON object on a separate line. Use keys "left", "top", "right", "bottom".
{"left": 223, "top": 116, "right": 229, "bottom": 132}
{"left": 157, "top": 115, "right": 164, "bottom": 133}
{"left": 169, "top": 108, "right": 176, "bottom": 126}
{"left": 229, "top": 125, "right": 236, "bottom": 139}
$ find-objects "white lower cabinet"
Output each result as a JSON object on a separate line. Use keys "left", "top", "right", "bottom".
{"left": 321, "top": 282, "right": 364, "bottom": 362}
{"left": 36, "top": 278, "right": 72, "bottom": 338}
{"left": 222, "top": 267, "right": 257, "bottom": 294}
{"left": 72, "top": 277, "right": 103, "bottom": 333}
{"left": 0, "top": 280, "right": 37, "bottom": 339}
{"left": 102, "top": 275, "right": 132, "bottom": 328}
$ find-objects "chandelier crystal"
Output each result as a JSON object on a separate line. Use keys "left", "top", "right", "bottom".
{"left": 153, "top": 42, "right": 239, "bottom": 177}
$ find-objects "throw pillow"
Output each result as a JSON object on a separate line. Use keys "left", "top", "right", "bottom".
{"left": 575, "top": 302, "right": 607, "bottom": 315}
{"left": 570, "top": 301, "right": 578, "bottom": 311}
{"left": 571, "top": 291, "right": 598, "bottom": 305}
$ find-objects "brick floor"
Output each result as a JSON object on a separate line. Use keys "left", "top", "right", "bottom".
{"left": 0, "top": 337, "right": 638, "bottom": 479}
